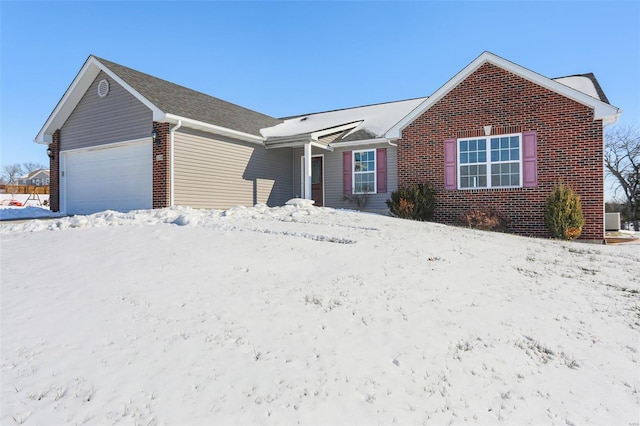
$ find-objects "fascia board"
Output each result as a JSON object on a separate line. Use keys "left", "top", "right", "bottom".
{"left": 34, "top": 56, "right": 165, "bottom": 144}
{"left": 386, "top": 51, "right": 621, "bottom": 139}
{"left": 310, "top": 141, "right": 334, "bottom": 152}
{"left": 484, "top": 54, "right": 621, "bottom": 120}
{"left": 265, "top": 141, "right": 334, "bottom": 151}
{"left": 265, "top": 133, "right": 312, "bottom": 144}
{"left": 35, "top": 57, "right": 99, "bottom": 144}
{"left": 161, "top": 113, "right": 265, "bottom": 144}
{"left": 264, "top": 137, "right": 335, "bottom": 151}
{"left": 93, "top": 57, "right": 165, "bottom": 120}
{"left": 264, "top": 136, "right": 312, "bottom": 149}
{"left": 264, "top": 141, "right": 309, "bottom": 149}
{"left": 330, "top": 138, "right": 391, "bottom": 148}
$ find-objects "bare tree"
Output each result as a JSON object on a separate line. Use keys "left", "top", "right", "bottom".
{"left": 1, "top": 163, "right": 25, "bottom": 185}
{"left": 22, "top": 162, "right": 46, "bottom": 173}
{"left": 605, "top": 126, "right": 640, "bottom": 231}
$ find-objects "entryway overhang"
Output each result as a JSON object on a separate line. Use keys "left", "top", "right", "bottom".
{"left": 264, "top": 136, "right": 335, "bottom": 152}
{"left": 264, "top": 134, "right": 338, "bottom": 202}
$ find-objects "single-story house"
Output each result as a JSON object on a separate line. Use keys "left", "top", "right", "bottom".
{"left": 17, "top": 169, "right": 50, "bottom": 186}
{"left": 35, "top": 51, "right": 620, "bottom": 241}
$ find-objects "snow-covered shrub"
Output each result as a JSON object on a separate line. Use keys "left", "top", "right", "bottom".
{"left": 544, "top": 183, "right": 585, "bottom": 240}
{"left": 459, "top": 208, "right": 510, "bottom": 232}
{"left": 386, "top": 183, "right": 435, "bottom": 221}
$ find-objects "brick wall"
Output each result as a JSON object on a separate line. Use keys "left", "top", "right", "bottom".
{"left": 153, "top": 122, "right": 171, "bottom": 208}
{"left": 49, "top": 130, "right": 60, "bottom": 212}
{"left": 398, "top": 63, "right": 604, "bottom": 241}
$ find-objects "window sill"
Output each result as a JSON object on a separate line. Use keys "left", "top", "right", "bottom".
{"left": 456, "top": 186, "right": 524, "bottom": 192}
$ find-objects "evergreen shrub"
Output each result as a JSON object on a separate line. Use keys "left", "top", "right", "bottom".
{"left": 544, "top": 183, "right": 585, "bottom": 240}
{"left": 386, "top": 183, "right": 436, "bottom": 221}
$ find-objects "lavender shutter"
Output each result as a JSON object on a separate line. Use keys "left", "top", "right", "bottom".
{"left": 522, "top": 131, "right": 538, "bottom": 187}
{"left": 444, "top": 139, "right": 457, "bottom": 190}
{"left": 376, "top": 148, "right": 387, "bottom": 193}
{"left": 343, "top": 151, "right": 352, "bottom": 194}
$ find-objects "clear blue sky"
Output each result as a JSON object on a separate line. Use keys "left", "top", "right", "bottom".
{"left": 1, "top": 1, "right": 639, "bottom": 177}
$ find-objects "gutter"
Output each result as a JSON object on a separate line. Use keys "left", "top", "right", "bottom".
{"left": 169, "top": 120, "right": 182, "bottom": 206}
{"left": 264, "top": 139, "right": 334, "bottom": 151}
{"left": 162, "top": 113, "right": 264, "bottom": 144}
{"left": 330, "top": 138, "right": 394, "bottom": 148}
{"left": 264, "top": 133, "right": 313, "bottom": 145}
{"left": 602, "top": 111, "right": 622, "bottom": 128}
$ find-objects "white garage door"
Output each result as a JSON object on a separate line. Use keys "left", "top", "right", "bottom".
{"left": 63, "top": 141, "right": 152, "bottom": 214}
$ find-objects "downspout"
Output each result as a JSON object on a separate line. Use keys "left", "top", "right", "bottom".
{"left": 169, "top": 120, "right": 182, "bottom": 206}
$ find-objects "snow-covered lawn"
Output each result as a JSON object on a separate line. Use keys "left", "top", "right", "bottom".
{"left": 1, "top": 203, "right": 638, "bottom": 425}
{"left": 0, "top": 194, "right": 59, "bottom": 221}
{"left": 0, "top": 206, "right": 62, "bottom": 221}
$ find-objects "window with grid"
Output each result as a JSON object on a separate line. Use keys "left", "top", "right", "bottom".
{"left": 353, "top": 150, "right": 376, "bottom": 194}
{"left": 458, "top": 134, "right": 521, "bottom": 189}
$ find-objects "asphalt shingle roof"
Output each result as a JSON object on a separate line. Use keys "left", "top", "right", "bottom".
{"left": 575, "top": 73, "right": 610, "bottom": 104}
{"left": 94, "top": 56, "right": 282, "bottom": 136}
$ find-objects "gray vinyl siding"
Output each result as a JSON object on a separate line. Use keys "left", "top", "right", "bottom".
{"left": 60, "top": 71, "right": 152, "bottom": 151}
{"left": 173, "top": 128, "right": 294, "bottom": 208}
{"left": 294, "top": 144, "right": 398, "bottom": 211}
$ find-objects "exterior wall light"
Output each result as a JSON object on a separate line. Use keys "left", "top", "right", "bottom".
{"left": 152, "top": 129, "right": 158, "bottom": 144}
{"left": 46, "top": 147, "right": 55, "bottom": 159}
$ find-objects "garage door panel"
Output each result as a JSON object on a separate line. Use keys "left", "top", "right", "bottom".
{"left": 64, "top": 142, "right": 152, "bottom": 214}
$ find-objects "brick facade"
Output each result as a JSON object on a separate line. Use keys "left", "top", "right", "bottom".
{"left": 49, "top": 130, "right": 60, "bottom": 212}
{"left": 398, "top": 63, "right": 604, "bottom": 241}
{"left": 153, "top": 122, "right": 171, "bottom": 209}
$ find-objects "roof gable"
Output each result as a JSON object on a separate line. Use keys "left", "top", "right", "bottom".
{"left": 386, "top": 52, "right": 620, "bottom": 140}
{"left": 19, "top": 169, "right": 50, "bottom": 180}
{"left": 36, "top": 56, "right": 281, "bottom": 144}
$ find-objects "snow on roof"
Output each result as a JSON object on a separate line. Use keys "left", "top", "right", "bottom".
{"left": 261, "top": 97, "right": 427, "bottom": 142}
{"left": 18, "top": 169, "right": 50, "bottom": 180}
{"left": 552, "top": 74, "right": 606, "bottom": 103}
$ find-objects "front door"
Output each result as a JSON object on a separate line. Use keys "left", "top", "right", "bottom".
{"left": 311, "top": 157, "right": 323, "bottom": 207}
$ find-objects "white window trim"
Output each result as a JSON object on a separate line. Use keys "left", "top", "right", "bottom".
{"left": 352, "top": 149, "right": 377, "bottom": 194}
{"left": 457, "top": 133, "right": 523, "bottom": 190}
